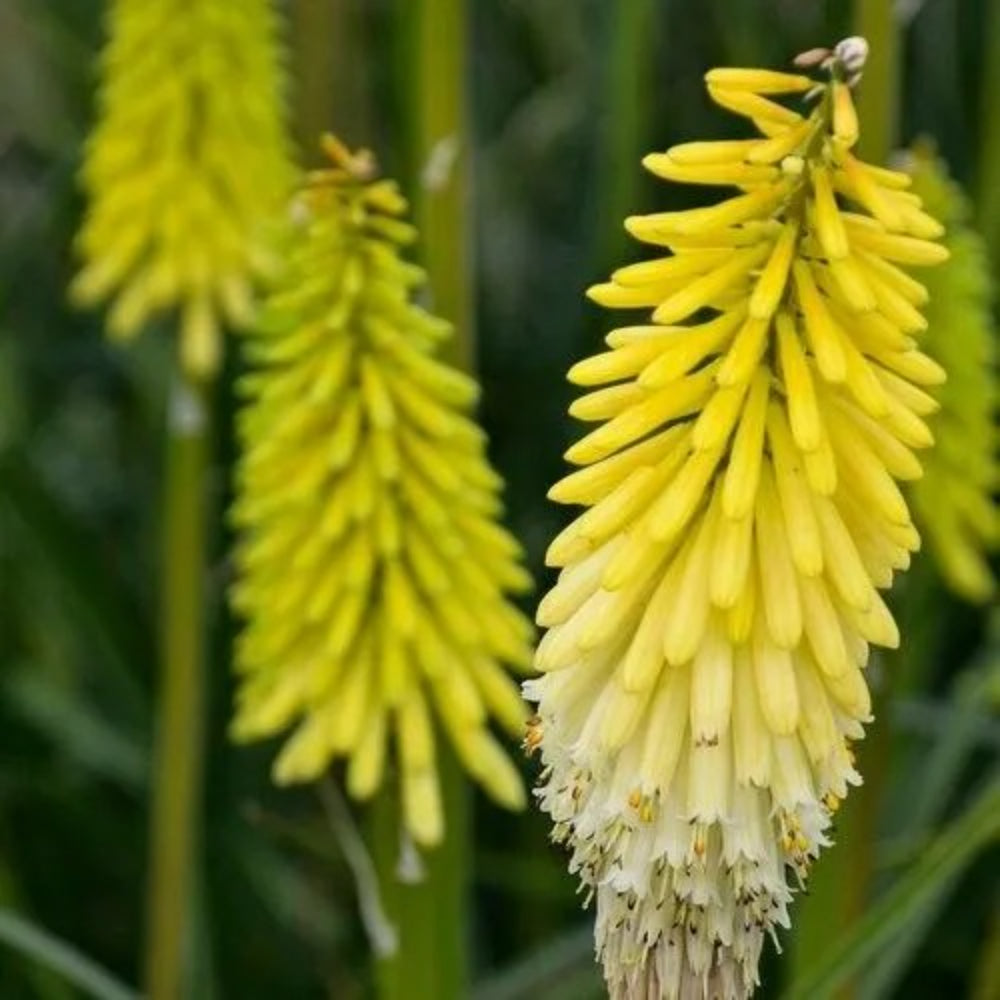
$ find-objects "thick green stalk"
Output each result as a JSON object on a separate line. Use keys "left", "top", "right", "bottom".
{"left": 144, "top": 371, "right": 211, "bottom": 1000}
{"left": 372, "top": 2, "right": 472, "bottom": 998}
{"left": 409, "top": 0, "right": 471, "bottom": 370}
{"left": 595, "top": 0, "right": 657, "bottom": 270}
{"left": 978, "top": 0, "right": 1000, "bottom": 257}
{"left": 853, "top": 0, "right": 900, "bottom": 165}
{"left": 290, "top": 0, "right": 338, "bottom": 152}
{"left": 291, "top": 0, "right": 372, "bottom": 156}
{"left": 371, "top": 748, "right": 469, "bottom": 1000}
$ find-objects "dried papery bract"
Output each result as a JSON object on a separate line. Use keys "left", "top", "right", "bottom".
{"left": 527, "top": 41, "right": 948, "bottom": 999}
{"left": 904, "top": 146, "right": 999, "bottom": 602}
{"left": 72, "top": 0, "right": 294, "bottom": 377}
{"left": 230, "top": 137, "right": 534, "bottom": 848}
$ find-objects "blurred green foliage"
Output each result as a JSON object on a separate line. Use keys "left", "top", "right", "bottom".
{"left": 0, "top": 0, "right": 996, "bottom": 998}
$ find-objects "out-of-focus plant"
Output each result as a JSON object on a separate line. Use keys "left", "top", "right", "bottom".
{"left": 71, "top": 0, "right": 294, "bottom": 377}
{"left": 904, "top": 145, "right": 999, "bottom": 603}
{"left": 67, "top": 2, "right": 295, "bottom": 999}
{"left": 229, "top": 135, "right": 533, "bottom": 846}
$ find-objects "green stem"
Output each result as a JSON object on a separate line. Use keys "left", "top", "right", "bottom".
{"left": 853, "top": 0, "right": 900, "bottom": 165}
{"left": 973, "top": 896, "right": 1000, "bottom": 1000}
{"left": 409, "top": 0, "right": 471, "bottom": 370}
{"left": 371, "top": 2, "right": 472, "bottom": 998}
{"left": 144, "top": 370, "right": 212, "bottom": 1000}
{"left": 978, "top": 0, "right": 1000, "bottom": 258}
{"left": 594, "top": 0, "right": 657, "bottom": 272}
{"left": 291, "top": 0, "right": 372, "bottom": 157}
{"left": 371, "top": 748, "right": 470, "bottom": 1000}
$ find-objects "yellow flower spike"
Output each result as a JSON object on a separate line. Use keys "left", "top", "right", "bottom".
{"left": 231, "top": 139, "right": 534, "bottom": 849}
{"left": 72, "top": 0, "right": 295, "bottom": 378}
{"left": 527, "top": 39, "right": 948, "bottom": 1000}
{"left": 904, "top": 147, "right": 999, "bottom": 602}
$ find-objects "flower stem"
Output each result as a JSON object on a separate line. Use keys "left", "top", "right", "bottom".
{"left": 409, "top": 0, "right": 472, "bottom": 370}
{"left": 291, "top": 0, "right": 372, "bottom": 156}
{"left": 594, "top": 0, "right": 657, "bottom": 271}
{"left": 978, "top": 0, "right": 1000, "bottom": 257}
{"left": 371, "top": 1, "right": 472, "bottom": 997}
{"left": 371, "top": 748, "right": 470, "bottom": 999}
{"left": 853, "top": 0, "right": 900, "bottom": 166}
{"left": 144, "top": 371, "right": 212, "bottom": 1000}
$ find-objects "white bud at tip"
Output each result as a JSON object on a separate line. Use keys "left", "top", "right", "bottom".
{"left": 834, "top": 36, "right": 869, "bottom": 74}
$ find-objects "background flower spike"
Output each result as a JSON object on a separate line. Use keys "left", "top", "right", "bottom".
{"left": 230, "top": 136, "right": 535, "bottom": 849}
{"left": 71, "top": 0, "right": 295, "bottom": 378}
{"left": 904, "top": 144, "right": 999, "bottom": 602}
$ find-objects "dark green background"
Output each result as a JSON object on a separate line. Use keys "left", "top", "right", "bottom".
{"left": 0, "top": 1, "right": 996, "bottom": 997}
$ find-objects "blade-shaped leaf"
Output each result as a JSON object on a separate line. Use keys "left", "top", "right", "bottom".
{"left": 0, "top": 907, "right": 139, "bottom": 1000}
{"left": 784, "top": 773, "right": 1000, "bottom": 1000}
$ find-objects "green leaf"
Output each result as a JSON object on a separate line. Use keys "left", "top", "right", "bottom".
{"left": 4, "top": 670, "right": 147, "bottom": 791}
{"left": 783, "top": 773, "right": 1000, "bottom": 1000}
{"left": 0, "top": 907, "right": 139, "bottom": 1000}
{"left": 472, "top": 925, "right": 601, "bottom": 1000}
{"left": 0, "top": 450, "right": 150, "bottom": 723}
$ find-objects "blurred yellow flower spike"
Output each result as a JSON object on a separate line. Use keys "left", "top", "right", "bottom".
{"left": 72, "top": 0, "right": 295, "bottom": 378}
{"left": 230, "top": 137, "right": 534, "bottom": 849}
{"left": 527, "top": 39, "right": 948, "bottom": 999}
{"left": 904, "top": 146, "right": 999, "bottom": 602}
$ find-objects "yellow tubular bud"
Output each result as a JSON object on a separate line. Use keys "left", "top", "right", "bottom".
{"left": 665, "top": 139, "right": 760, "bottom": 164}
{"left": 548, "top": 426, "right": 686, "bottom": 506}
{"left": 767, "top": 402, "right": 824, "bottom": 576}
{"left": 813, "top": 495, "right": 875, "bottom": 611}
{"left": 828, "top": 256, "right": 878, "bottom": 312}
{"left": 626, "top": 182, "right": 790, "bottom": 240}
{"left": 692, "top": 382, "right": 750, "bottom": 452}
{"left": 747, "top": 117, "right": 817, "bottom": 164}
{"left": 639, "top": 310, "right": 744, "bottom": 387}
{"left": 754, "top": 464, "right": 803, "bottom": 648}
{"left": 652, "top": 244, "right": 770, "bottom": 324}
{"left": 726, "top": 572, "right": 756, "bottom": 643}
{"left": 704, "top": 68, "right": 814, "bottom": 93}
{"left": 750, "top": 220, "right": 799, "bottom": 318}
{"left": 622, "top": 558, "right": 677, "bottom": 692}
{"left": 613, "top": 250, "right": 731, "bottom": 287}
{"left": 648, "top": 449, "right": 723, "bottom": 542}
{"left": 717, "top": 318, "right": 771, "bottom": 387}
{"left": 811, "top": 164, "right": 849, "bottom": 260}
{"left": 565, "top": 369, "right": 714, "bottom": 465}
{"left": 638, "top": 665, "right": 691, "bottom": 794}
{"left": 707, "top": 85, "right": 804, "bottom": 126}
{"left": 841, "top": 155, "right": 904, "bottom": 230}
{"left": 777, "top": 311, "right": 823, "bottom": 451}
{"left": 723, "top": 369, "right": 770, "bottom": 519}
{"left": 842, "top": 219, "right": 950, "bottom": 266}
{"left": 663, "top": 502, "right": 717, "bottom": 665}
{"left": 711, "top": 500, "right": 755, "bottom": 609}
{"left": 690, "top": 620, "right": 734, "bottom": 744}
{"left": 831, "top": 81, "right": 859, "bottom": 146}
{"left": 752, "top": 619, "right": 800, "bottom": 735}
{"left": 642, "top": 155, "right": 780, "bottom": 187}
{"left": 402, "top": 768, "right": 444, "bottom": 847}
{"left": 791, "top": 260, "right": 847, "bottom": 382}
